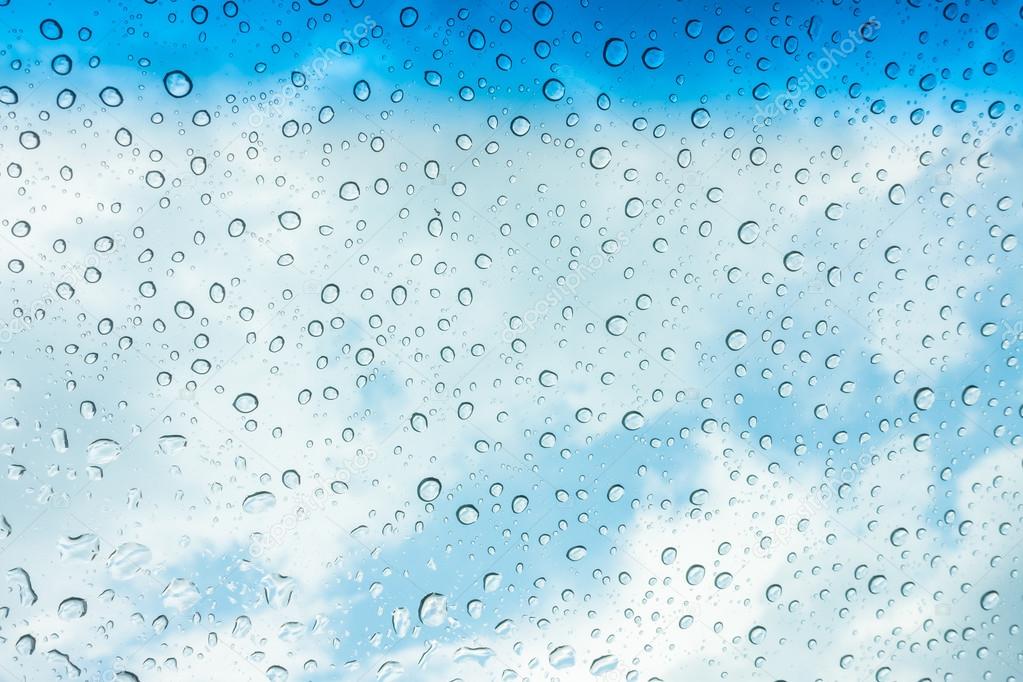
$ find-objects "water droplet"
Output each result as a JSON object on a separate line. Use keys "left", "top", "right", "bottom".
{"left": 456, "top": 504, "right": 478, "bottom": 524}
{"left": 888, "top": 183, "right": 906, "bottom": 205}
{"left": 40, "top": 18, "right": 63, "bottom": 40}
{"left": 691, "top": 107, "right": 711, "bottom": 128}
{"left": 542, "top": 78, "right": 565, "bottom": 101}
{"left": 339, "top": 181, "right": 361, "bottom": 200}
{"left": 399, "top": 6, "right": 418, "bottom": 27}
{"left": 510, "top": 116, "right": 531, "bottom": 136}
{"left": 532, "top": 1, "right": 554, "bottom": 26}
{"left": 726, "top": 329, "right": 748, "bottom": 351}
{"left": 58, "top": 597, "right": 88, "bottom": 619}
{"left": 622, "top": 411, "right": 645, "bottom": 430}
{"left": 914, "top": 387, "right": 935, "bottom": 410}
{"left": 242, "top": 491, "right": 276, "bottom": 513}
{"left": 606, "top": 315, "right": 628, "bottom": 336}
{"left": 641, "top": 46, "right": 665, "bottom": 69}
{"left": 418, "top": 593, "right": 448, "bottom": 626}
{"left": 685, "top": 564, "right": 705, "bottom": 585}
{"left": 233, "top": 393, "right": 259, "bottom": 413}
{"left": 163, "top": 70, "right": 193, "bottom": 98}
{"left": 603, "top": 38, "right": 628, "bottom": 66}
{"left": 417, "top": 477, "right": 442, "bottom": 502}
{"left": 87, "top": 438, "right": 121, "bottom": 465}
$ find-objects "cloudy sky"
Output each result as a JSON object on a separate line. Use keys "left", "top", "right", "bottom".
{"left": 0, "top": 1, "right": 1021, "bottom": 680}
